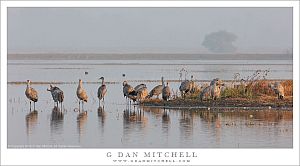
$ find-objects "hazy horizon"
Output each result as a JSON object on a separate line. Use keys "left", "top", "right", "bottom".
{"left": 8, "top": 8, "right": 293, "bottom": 54}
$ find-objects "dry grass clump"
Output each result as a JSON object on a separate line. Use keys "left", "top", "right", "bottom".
{"left": 222, "top": 85, "right": 252, "bottom": 98}
{"left": 222, "top": 79, "right": 293, "bottom": 99}
{"left": 222, "top": 70, "right": 293, "bottom": 99}
{"left": 252, "top": 80, "right": 273, "bottom": 96}
{"left": 282, "top": 80, "right": 293, "bottom": 96}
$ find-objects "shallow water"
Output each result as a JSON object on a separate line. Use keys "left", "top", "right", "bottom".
{"left": 7, "top": 59, "right": 293, "bottom": 148}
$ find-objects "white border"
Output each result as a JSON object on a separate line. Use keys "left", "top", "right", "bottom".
{"left": 1, "top": 1, "right": 299, "bottom": 165}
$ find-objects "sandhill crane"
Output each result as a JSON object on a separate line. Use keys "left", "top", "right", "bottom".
{"left": 211, "top": 78, "right": 223, "bottom": 100}
{"left": 199, "top": 78, "right": 224, "bottom": 101}
{"left": 162, "top": 82, "right": 171, "bottom": 101}
{"left": 269, "top": 82, "right": 285, "bottom": 99}
{"left": 98, "top": 77, "right": 107, "bottom": 106}
{"left": 47, "top": 84, "right": 64, "bottom": 109}
{"left": 128, "top": 87, "right": 148, "bottom": 103}
{"left": 137, "top": 87, "right": 148, "bottom": 102}
{"left": 147, "top": 77, "right": 164, "bottom": 99}
{"left": 134, "top": 83, "right": 146, "bottom": 91}
{"left": 25, "top": 80, "right": 38, "bottom": 111}
{"left": 123, "top": 81, "right": 134, "bottom": 103}
{"left": 199, "top": 86, "right": 212, "bottom": 101}
{"left": 179, "top": 75, "right": 194, "bottom": 98}
{"left": 77, "top": 79, "right": 88, "bottom": 111}
{"left": 128, "top": 90, "right": 138, "bottom": 102}
{"left": 128, "top": 83, "right": 147, "bottom": 103}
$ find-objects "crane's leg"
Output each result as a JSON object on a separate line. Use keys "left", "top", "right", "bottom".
{"left": 82, "top": 101, "right": 84, "bottom": 111}
{"left": 79, "top": 101, "right": 81, "bottom": 112}
{"left": 30, "top": 101, "right": 32, "bottom": 112}
{"left": 33, "top": 102, "right": 35, "bottom": 110}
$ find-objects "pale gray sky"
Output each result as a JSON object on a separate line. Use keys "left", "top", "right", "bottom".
{"left": 8, "top": 7, "right": 292, "bottom": 54}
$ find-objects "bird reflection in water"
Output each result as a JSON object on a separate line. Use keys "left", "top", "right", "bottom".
{"left": 179, "top": 110, "right": 193, "bottom": 138}
{"left": 215, "top": 113, "right": 222, "bottom": 145}
{"left": 26, "top": 110, "right": 38, "bottom": 136}
{"left": 97, "top": 105, "right": 106, "bottom": 130}
{"left": 122, "top": 106, "right": 148, "bottom": 144}
{"left": 123, "top": 106, "right": 148, "bottom": 127}
{"left": 77, "top": 111, "right": 88, "bottom": 142}
{"left": 141, "top": 106, "right": 162, "bottom": 118}
{"left": 162, "top": 108, "right": 170, "bottom": 136}
{"left": 51, "top": 106, "right": 64, "bottom": 121}
{"left": 162, "top": 108, "right": 170, "bottom": 124}
{"left": 50, "top": 106, "right": 64, "bottom": 134}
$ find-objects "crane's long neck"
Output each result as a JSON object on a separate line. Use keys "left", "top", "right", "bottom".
{"left": 102, "top": 79, "right": 105, "bottom": 85}
{"left": 78, "top": 81, "right": 83, "bottom": 88}
{"left": 162, "top": 77, "right": 165, "bottom": 87}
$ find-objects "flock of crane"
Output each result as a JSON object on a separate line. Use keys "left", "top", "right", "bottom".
{"left": 24, "top": 75, "right": 285, "bottom": 111}
{"left": 24, "top": 76, "right": 171, "bottom": 111}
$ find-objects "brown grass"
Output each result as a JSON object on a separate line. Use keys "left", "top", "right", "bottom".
{"left": 222, "top": 80, "right": 293, "bottom": 99}
{"left": 282, "top": 80, "right": 293, "bottom": 96}
{"left": 251, "top": 80, "right": 273, "bottom": 96}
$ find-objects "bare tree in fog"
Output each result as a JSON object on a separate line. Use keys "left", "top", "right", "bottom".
{"left": 202, "top": 30, "right": 237, "bottom": 53}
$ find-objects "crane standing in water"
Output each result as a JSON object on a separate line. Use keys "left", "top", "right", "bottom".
{"left": 77, "top": 79, "right": 88, "bottom": 111}
{"left": 47, "top": 84, "right": 64, "bottom": 109}
{"left": 128, "top": 86, "right": 149, "bottom": 103}
{"left": 123, "top": 81, "right": 134, "bottom": 103}
{"left": 25, "top": 80, "right": 38, "bottom": 111}
{"left": 98, "top": 77, "right": 107, "bottom": 106}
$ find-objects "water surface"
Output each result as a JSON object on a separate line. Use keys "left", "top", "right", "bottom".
{"left": 7, "top": 59, "right": 293, "bottom": 148}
